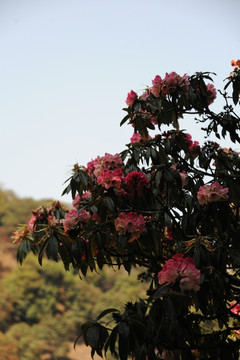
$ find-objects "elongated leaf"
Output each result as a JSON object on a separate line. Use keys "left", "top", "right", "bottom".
{"left": 105, "top": 326, "right": 118, "bottom": 358}
{"left": 119, "top": 322, "right": 130, "bottom": 360}
{"left": 17, "top": 238, "right": 32, "bottom": 264}
{"left": 38, "top": 238, "right": 50, "bottom": 266}
{"left": 120, "top": 114, "right": 130, "bottom": 126}
{"left": 96, "top": 308, "right": 119, "bottom": 321}
{"left": 233, "top": 87, "right": 239, "bottom": 105}
{"left": 46, "top": 235, "right": 59, "bottom": 262}
{"left": 103, "top": 196, "right": 115, "bottom": 212}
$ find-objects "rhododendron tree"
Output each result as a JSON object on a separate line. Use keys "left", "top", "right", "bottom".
{"left": 14, "top": 61, "right": 240, "bottom": 359}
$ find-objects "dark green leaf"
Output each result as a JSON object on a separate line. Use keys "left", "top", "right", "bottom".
{"left": 96, "top": 308, "right": 119, "bottom": 321}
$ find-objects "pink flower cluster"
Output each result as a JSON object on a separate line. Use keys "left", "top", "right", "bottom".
{"left": 184, "top": 133, "right": 200, "bottom": 154}
{"left": 151, "top": 72, "right": 190, "bottom": 98}
{"left": 63, "top": 209, "right": 90, "bottom": 231}
{"left": 231, "top": 302, "right": 240, "bottom": 316}
{"left": 197, "top": 182, "right": 229, "bottom": 206}
{"left": 27, "top": 206, "right": 58, "bottom": 233}
{"left": 125, "top": 171, "right": 149, "bottom": 197}
{"left": 47, "top": 215, "right": 60, "bottom": 227}
{"left": 151, "top": 75, "right": 162, "bottom": 97}
{"left": 27, "top": 205, "right": 47, "bottom": 233}
{"left": 206, "top": 83, "right": 217, "bottom": 105}
{"left": 26, "top": 202, "right": 66, "bottom": 234}
{"left": 87, "top": 153, "right": 123, "bottom": 177}
{"left": 125, "top": 90, "right": 138, "bottom": 107}
{"left": 97, "top": 168, "right": 124, "bottom": 190}
{"left": 131, "top": 132, "right": 142, "bottom": 144}
{"left": 130, "top": 132, "right": 152, "bottom": 144}
{"left": 72, "top": 191, "right": 91, "bottom": 209}
{"left": 158, "top": 253, "right": 200, "bottom": 292}
{"left": 12, "top": 228, "right": 29, "bottom": 243}
{"left": 115, "top": 211, "right": 145, "bottom": 242}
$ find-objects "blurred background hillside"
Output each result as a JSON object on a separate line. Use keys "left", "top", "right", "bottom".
{"left": 0, "top": 188, "right": 147, "bottom": 360}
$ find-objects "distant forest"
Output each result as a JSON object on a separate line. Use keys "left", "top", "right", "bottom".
{"left": 0, "top": 188, "right": 147, "bottom": 360}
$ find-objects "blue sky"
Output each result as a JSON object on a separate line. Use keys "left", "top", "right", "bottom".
{"left": 1, "top": 0, "right": 240, "bottom": 201}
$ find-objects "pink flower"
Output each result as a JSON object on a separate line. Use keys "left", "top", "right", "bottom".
{"left": 139, "top": 90, "right": 149, "bottom": 100}
{"left": 12, "top": 228, "right": 29, "bottom": 243}
{"left": 87, "top": 153, "right": 123, "bottom": 177}
{"left": 126, "top": 90, "right": 138, "bottom": 107}
{"left": 72, "top": 194, "right": 81, "bottom": 209}
{"left": 27, "top": 215, "right": 37, "bottom": 233}
{"left": 189, "top": 140, "right": 199, "bottom": 154}
{"left": 63, "top": 210, "right": 80, "bottom": 231}
{"left": 158, "top": 253, "right": 200, "bottom": 292}
{"left": 184, "top": 133, "right": 199, "bottom": 154}
{"left": 231, "top": 302, "right": 240, "bottom": 315}
{"left": 103, "top": 153, "right": 123, "bottom": 168}
{"left": 72, "top": 191, "right": 91, "bottom": 209}
{"left": 184, "top": 133, "right": 193, "bottom": 147}
{"left": 78, "top": 209, "right": 91, "bottom": 223}
{"left": 197, "top": 182, "right": 229, "bottom": 206}
{"left": 97, "top": 168, "right": 124, "bottom": 190}
{"left": 162, "top": 72, "right": 190, "bottom": 96}
{"left": 63, "top": 209, "right": 91, "bottom": 232}
{"left": 151, "top": 75, "right": 162, "bottom": 97}
{"left": 206, "top": 83, "right": 217, "bottom": 105}
{"left": 130, "top": 132, "right": 152, "bottom": 144}
{"left": 47, "top": 215, "right": 59, "bottom": 227}
{"left": 130, "top": 132, "right": 142, "bottom": 144}
{"left": 125, "top": 171, "right": 149, "bottom": 197}
{"left": 115, "top": 212, "right": 145, "bottom": 242}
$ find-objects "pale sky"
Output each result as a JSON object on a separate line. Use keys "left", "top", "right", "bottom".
{"left": 1, "top": 0, "right": 240, "bottom": 201}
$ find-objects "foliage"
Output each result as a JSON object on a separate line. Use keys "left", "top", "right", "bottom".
{"left": 0, "top": 254, "right": 146, "bottom": 359}
{"left": 14, "top": 61, "right": 240, "bottom": 359}
{"left": 0, "top": 331, "right": 19, "bottom": 360}
{"left": 0, "top": 284, "right": 14, "bottom": 332}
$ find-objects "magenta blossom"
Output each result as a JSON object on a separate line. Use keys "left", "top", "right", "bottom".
{"left": 130, "top": 132, "right": 152, "bottom": 144}
{"left": 231, "top": 302, "right": 240, "bottom": 315}
{"left": 162, "top": 72, "right": 190, "bottom": 96}
{"left": 206, "top": 83, "right": 217, "bottom": 105}
{"left": 87, "top": 153, "right": 123, "bottom": 177}
{"left": 130, "top": 132, "right": 142, "bottom": 144}
{"left": 72, "top": 194, "right": 81, "bottom": 209}
{"left": 63, "top": 210, "right": 79, "bottom": 231}
{"left": 126, "top": 90, "right": 138, "bottom": 107}
{"left": 151, "top": 75, "right": 162, "bottom": 97}
{"left": 27, "top": 215, "right": 37, "bottom": 233}
{"left": 158, "top": 253, "right": 200, "bottom": 292}
{"left": 125, "top": 171, "right": 149, "bottom": 197}
{"left": 115, "top": 211, "right": 145, "bottom": 242}
{"left": 197, "top": 182, "right": 228, "bottom": 206}
{"left": 97, "top": 168, "right": 124, "bottom": 190}
{"left": 184, "top": 133, "right": 199, "bottom": 154}
{"left": 72, "top": 191, "right": 91, "bottom": 209}
{"left": 78, "top": 209, "right": 91, "bottom": 223}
